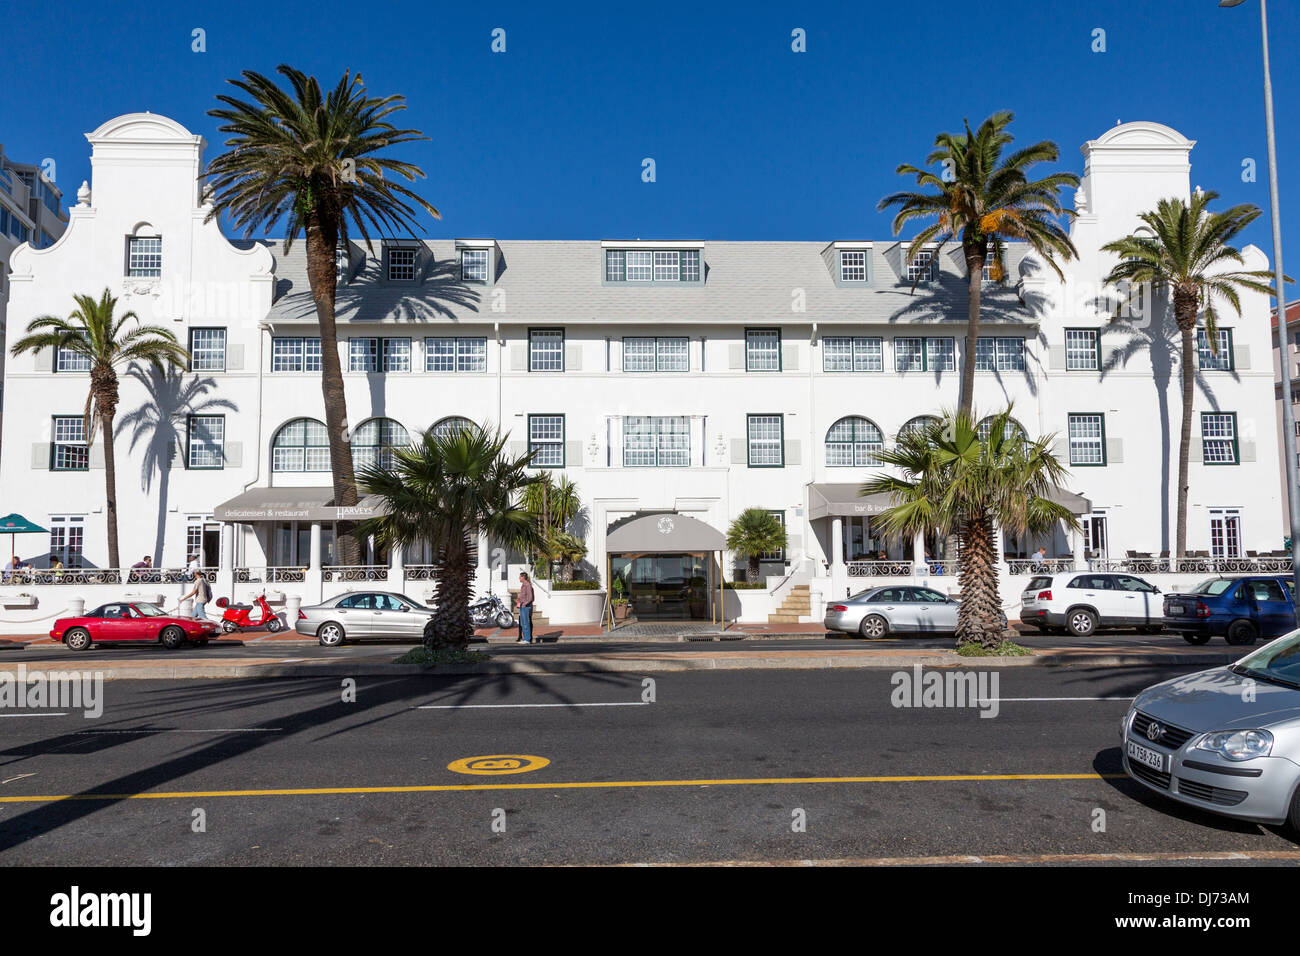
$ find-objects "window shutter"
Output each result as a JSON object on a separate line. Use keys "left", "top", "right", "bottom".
{"left": 31, "top": 443, "right": 50, "bottom": 469}
{"left": 1235, "top": 344, "right": 1250, "bottom": 369}
{"left": 731, "top": 438, "right": 747, "bottom": 464}
{"left": 1241, "top": 440, "right": 1257, "bottom": 463}
{"left": 781, "top": 344, "right": 798, "bottom": 371}
{"left": 90, "top": 444, "right": 105, "bottom": 469}
{"left": 225, "top": 442, "right": 243, "bottom": 468}
{"left": 565, "top": 440, "right": 582, "bottom": 466}
{"left": 1106, "top": 438, "right": 1123, "bottom": 464}
{"left": 1051, "top": 438, "right": 1069, "bottom": 460}
{"left": 1190, "top": 438, "right": 1204, "bottom": 462}
{"left": 510, "top": 346, "right": 527, "bottom": 371}
{"left": 786, "top": 534, "right": 802, "bottom": 553}
{"left": 1048, "top": 345, "right": 1066, "bottom": 371}
{"left": 509, "top": 440, "right": 529, "bottom": 458}
{"left": 564, "top": 344, "right": 582, "bottom": 371}
{"left": 35, "top": 347, "right": 52, "bottom": 371}
{"left": 169, "top": 441, "right": 185, "bottom": 469}
{"left": 728, "top": 344, "right": 745, "bottom": 370}
{"left": 784, "top": 440, "right": 801, "bottom": 466}
{"left": 226, "top": 344, "right": 244, "bottom": 371}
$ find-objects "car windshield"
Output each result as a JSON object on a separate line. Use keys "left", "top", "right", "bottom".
{"left": 1024, "top": 576, "right": 1053, "bottom": 591}
{"left": 132, "top": 604, "right": 167, "bottom": 617}
{"left": 1190, "top": 578, "right": 1236, "bottom": 596}
{"left": 1235, "top": 630, "right": 1300, "bottom": 688}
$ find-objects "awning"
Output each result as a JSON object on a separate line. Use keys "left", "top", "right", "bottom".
{"left": 807, "top": 484, "right": 896, "bottom": 520}
{"left": 213, "top": 487, "right": 388, "bottom": 522}
{"left": 808, "top": 483, "right": 1093, "bottom": 519}
{"left": 606, "top": 512, "right": 726, "bottom": 554}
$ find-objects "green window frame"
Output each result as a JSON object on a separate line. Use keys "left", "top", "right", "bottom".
{"left": 1196, "top": 328, "right": 1234, "bottom": 371}
{"left": 1201, "top": 412, "right": 1239, "bottom": 465}
{"left": 1067, "top": 413, "right": 1107, "bottom": 467}
{"left": 1064, "top": 328, "right": 1100, "bottom": 371}
{"left": 746, "top": 414, "right": 785, "bottom": 467}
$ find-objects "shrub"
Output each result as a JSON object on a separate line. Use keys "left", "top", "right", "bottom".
{"left": 552, "top": 580, "right": 601, "bottom": 591}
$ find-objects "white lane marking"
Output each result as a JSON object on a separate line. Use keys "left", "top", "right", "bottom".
{"left": 2, "top": 773, "right": 36, "bottom": 785}
{"left": 417, "top": 701, "right": 649, "bottom": 710}
{"left": 976, "top": 696, "right": 1135, "bottom": 702}
{"left": 0, "top": 712, "right": 69, "bottom": 717}
{"left": 73, "top": 728, "right": 284, "bottom": 735}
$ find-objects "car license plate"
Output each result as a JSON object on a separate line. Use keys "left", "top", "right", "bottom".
{"left": 1166, "top": 606, "right": 1184, "bottom": 615}
{"left": 1127, "top": 739, "right": 1168, "bottom": 772}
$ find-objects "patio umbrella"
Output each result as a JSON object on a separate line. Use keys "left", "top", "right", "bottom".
{"left": 0, "top": 513, "right": 48, "bottom": 570}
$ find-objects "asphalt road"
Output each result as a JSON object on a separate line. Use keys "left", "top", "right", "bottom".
{"left": 2, "top": 664, "right": 1298, "bottom": 865}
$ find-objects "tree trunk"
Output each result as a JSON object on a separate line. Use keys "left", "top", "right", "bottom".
{"left": 426, "top": 534, "right": 474, "bottom": 650}
{"left": 1174, "top": 290, "right": 1199, "bottom": 564}
{"left": 560, "top": 557, "right": 574, "bottom": 582}
{"left": 747, "top": 555, "right": 760, "bottom": 583}
{"left": 102, "top": 409, "right": 120, "bottom": 571}
{"left": 305, "top": 210, "right": 360, "bottom": 565}
{"left": 955, "top": 514, "right": 1002, "bottom": 648}
{"left": 959, "top": 242, "right": 988, "bottom": 417}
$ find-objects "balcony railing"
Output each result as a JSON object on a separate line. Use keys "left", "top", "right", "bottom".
{"left": 405, "top": 565, "right": 439, "bottom": 581}
{"left": 322, "top": 565, "right": 389, "bottom": 583}
{"left": 235, "top": 567, "right": 307, "bottom": 584}
{"left": 919, "top": 559, "right": 961, "bottom": 576}
{"left": 847, "top": 560, "right": 915, "bottom": 577}
{"left": 1007, "top": 559, "right": 1077, "bottom": 576}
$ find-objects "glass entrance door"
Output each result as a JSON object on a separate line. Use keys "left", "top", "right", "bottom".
{"left": 612, "top": 554, "right": 708, "bottom": 620}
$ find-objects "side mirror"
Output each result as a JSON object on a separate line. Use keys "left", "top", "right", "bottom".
{"left": 1153, "top": 587, "right": 1161, "bottom": 594}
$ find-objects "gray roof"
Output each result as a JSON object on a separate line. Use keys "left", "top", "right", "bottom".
{"left": 263, "top": 240, "right": 1047, "bottom": 329}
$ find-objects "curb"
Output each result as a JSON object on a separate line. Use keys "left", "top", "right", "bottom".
{"left": 0, "top": 650, "right": 1240, "bottom": 680}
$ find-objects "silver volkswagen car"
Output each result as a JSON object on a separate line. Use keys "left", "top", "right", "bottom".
{"left": 824, "top": 585, "right": 964, "bottom": 638}
{"left": 1123, "top": 628, "right": 1300, "bottom": 829}
{"left": 296, "top": 591, "right": 435, "bottom": 646}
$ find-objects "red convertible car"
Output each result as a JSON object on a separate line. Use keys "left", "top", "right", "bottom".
{"left": 49, "top": 602, "right": 220, "bottom": 651}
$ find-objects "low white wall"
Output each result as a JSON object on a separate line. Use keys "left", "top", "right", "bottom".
{"left": 539, "top": 589, "right": 606, "bottom": 625}
{"left": 725, "top": 587, "right": 780, "bottom": 623}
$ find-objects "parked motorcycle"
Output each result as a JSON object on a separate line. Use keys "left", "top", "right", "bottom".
{"left": 469, "top": 593, "right": 515, "bottom": 629}
{"left": 215, "top": 593, "right": 284, "bottom": 633}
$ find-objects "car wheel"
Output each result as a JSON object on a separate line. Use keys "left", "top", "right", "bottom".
{"left": 1182, "top": 633, "right": 1211, "bottom": 646}
{"left": 1288, "top": 785, "right": 1300, "bottom": 836}
{"left": 266, "top": 618, "right": 283, "bottom": 633}
{"left": 1226, "top": 620, "right": 1258, "bottom": 646}
{"left": 160, "top": 626, "right": 186, "bottom": 650}
{"left": 221, "top": 620, "right": 237, "bottom": 634}
{"left": 318, "top": 622, "right": 345, "bottom": 647}
{"left": 1068, "top": 609, "right": 1097, "bottom": 637}
{"left": 859, "top": 614, "right": 889, "bottom": 639}
{"left": 65, "top": 628, "right": 92, "bottom": 652}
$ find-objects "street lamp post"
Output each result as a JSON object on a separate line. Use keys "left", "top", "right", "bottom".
{"left": 1221, "top": 0, "right": 1300, "bottom": 625}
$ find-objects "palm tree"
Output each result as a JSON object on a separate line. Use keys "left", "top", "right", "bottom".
{"left": 522, "top": 472, "right": 582, "bottom": 578}
{"left": 204, "top": 65, "right": 440, "bottom": 564}
{"left": 544, "top": 530, "right": 588, "bottom": 583}
{"left": 726, "top": 508, "right": 788, "bottom": 583}
{"left": 357, "top": 425, "right": 542, "bottom": 650}
{"left": 9, "top": 289, "right": 189, "bottom": 570}
{"left": 1101, "top": 191, "right": 1276, "bottom": 562}
{"left": 862, "top": 408, "right": 1076, "bottom": 648}
{"left": 879, "top": 111, "right": 1079, "bottom": 414}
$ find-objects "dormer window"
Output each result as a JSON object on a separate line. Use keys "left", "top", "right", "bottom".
{"left": 388, "top": 247, "right": 417, "bottom": 281}
{"left": 906, "top": 249, "right": 936, "bottom": 283}
{"left": 461, "top": 248, "right": 488, "bottom": 282}
{"left": 981, "top": 240, "right": 1004, "bottom": 283}
{"left": 603, "top": 245, "right": 703, "bottom": 284}
{"left": 840, "top": 250, "right": 867, "bottom": 282}
{"left": 335, "top": 240, "right": 350, "bottom": 282}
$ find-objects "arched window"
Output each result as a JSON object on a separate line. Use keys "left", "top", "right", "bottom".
{"left": 976, "top": 416, "right": 1027, "bottom": 443}
{"left": 272, "top": 418, "right": 329, "bottom": 472}
{"left": 898, "top": 415, "right": 940, "bottom": 440}
{"left": 826, "top": 417, "right": 884, "bottom": 467}
{"left": 351, "top": 418, "right": 410, "bottom": 470}
{"left": 432, "top": 416, "right": 475, "bottom": 441}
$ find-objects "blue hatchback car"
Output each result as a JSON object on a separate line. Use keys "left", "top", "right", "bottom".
{"left": 1162, "top": 576, "right": 1297, "bottom": 646}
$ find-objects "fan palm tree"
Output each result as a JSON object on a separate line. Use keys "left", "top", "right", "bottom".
{"left": 204, "top": 65, "right": 440, "bottom": 564}
{"left": 862, "top": 408, "right": 1076, "bottom": 648}
{"left": 522, "top": 472, "right": 582, "bottom": 577}
{"left": 1101, "top": 191, "right": 1277, "bottom": 561}
{"left": 357, "top": 425, "right": 542, "bottom": 650}
{"left": 543, "top": 530, "right": 588, "bottom": 583}
{"left": 9, "top": 289, "right": 189, "bottom": 570}
{"left": 726, "top": 508, "right": 788, "bottom": 583}
{"left": 879, "top": 111, "right": 1079, "bottom": 414}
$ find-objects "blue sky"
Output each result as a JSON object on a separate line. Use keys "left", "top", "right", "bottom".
{"left": 3, "top": 0, "right": 1298, "bottom": 255}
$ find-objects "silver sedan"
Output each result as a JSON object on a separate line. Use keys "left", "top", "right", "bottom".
{"left": 1122, "top": 629, "right": 1300, "bottom": 829}
{"left": 824, "top": 585, "right": 962, "bottom": 638}
{"left": 296, "top": 591, "right": 435, "bottom": 646}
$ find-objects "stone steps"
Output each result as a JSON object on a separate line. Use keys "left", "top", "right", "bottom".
{"left": 768, "top": 584, "right": 813, "bottom": 626}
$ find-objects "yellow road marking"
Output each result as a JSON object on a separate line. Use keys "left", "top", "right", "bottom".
{"left": 617, "top": 850, "right": 1300, "bottom": 866}
{"left": 0, "top": 772, "right": 1125, "bottom": 804}
{"left": 447, "top": 755, "right": 550, "bottom": 775}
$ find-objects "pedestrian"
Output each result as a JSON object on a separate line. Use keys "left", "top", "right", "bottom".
{"left": 181, "top": 551, "right": 200, "bottom": 597}
{"left": 1031, "top": 546, "right": 1047, "bottom": 568}
{"left": 130, "top": 555, "right": 152, "bottom": 583}
{"left": 515, "top": 571, "right": 535, "bottom": 645}
{"left": 182, "top": 572, "right": 212, "bottom": 621}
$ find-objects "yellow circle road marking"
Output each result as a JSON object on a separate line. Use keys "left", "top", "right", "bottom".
{"left": 447, "top": 754, "right": 550, "bottom": 776}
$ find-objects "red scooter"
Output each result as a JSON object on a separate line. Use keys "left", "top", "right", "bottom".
{"left": 215, "top": 593, "right": 284, "bottom": 633}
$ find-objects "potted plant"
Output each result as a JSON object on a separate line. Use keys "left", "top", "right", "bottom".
{"left": 611, "top": 577, "right": 629, "bottom": 621}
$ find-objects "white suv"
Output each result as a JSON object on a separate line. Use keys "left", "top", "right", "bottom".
{"left": 1019, "top": 572, "right": 1164, "bottom": 636}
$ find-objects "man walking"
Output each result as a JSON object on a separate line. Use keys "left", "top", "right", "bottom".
{"left": 516, "top": 571, "right": 535, "bottom": 645}
{"left": 182, "top": 573, "right": 212, "bottom": 621}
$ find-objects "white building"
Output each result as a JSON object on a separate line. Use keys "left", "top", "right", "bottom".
{"left": 0, "top": 113, "right": 1285, "bottom": 630}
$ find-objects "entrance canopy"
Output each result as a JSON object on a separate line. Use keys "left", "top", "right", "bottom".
{"left": 213, "top": 487, "right": 388, "bottom": 522}
{"left": 606, "top": 512, "right": 725, "bottom": 554}
{"left": 808, "top": 483, "right": 1093, "bottom": 519}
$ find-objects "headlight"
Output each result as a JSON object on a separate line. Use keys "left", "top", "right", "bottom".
{"left": 1193, "top": 729, "right": 1274, "bottom": 761}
